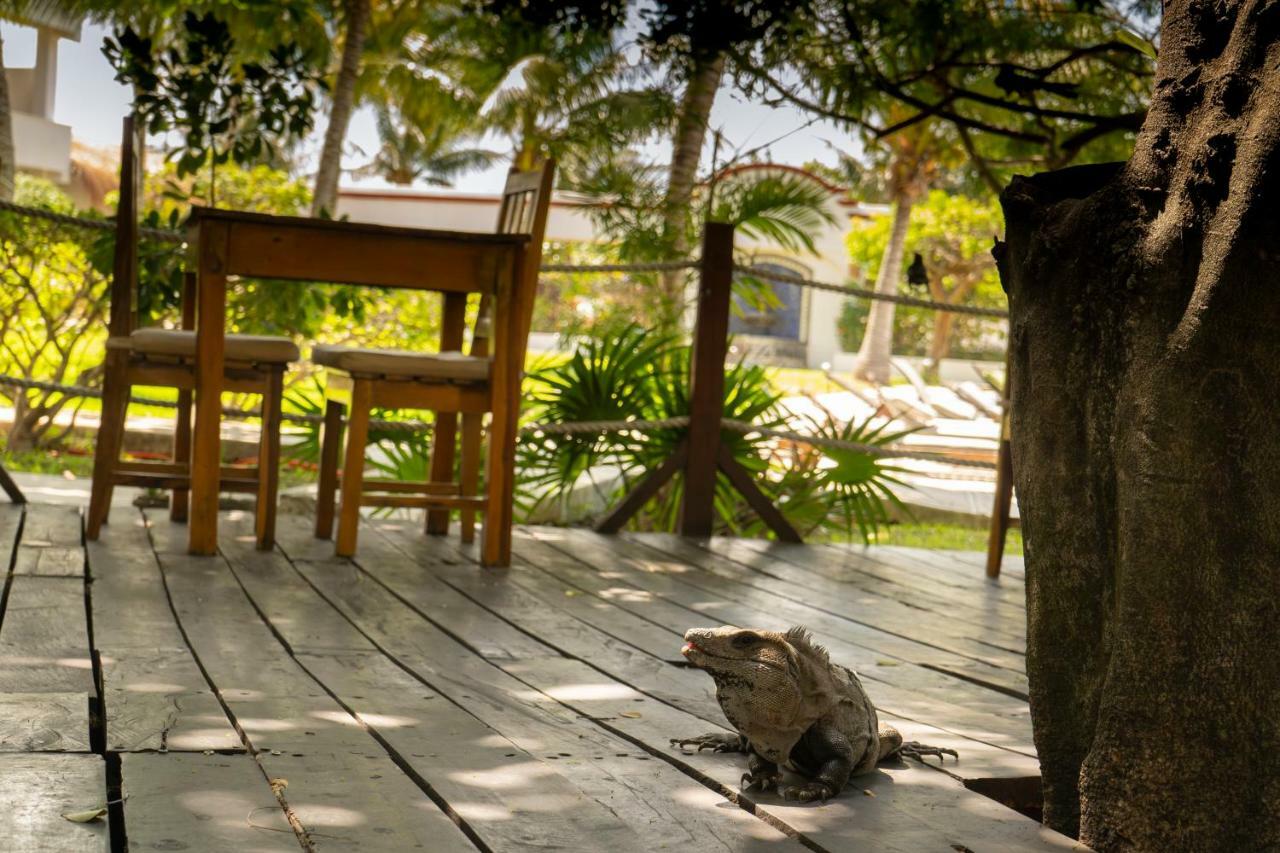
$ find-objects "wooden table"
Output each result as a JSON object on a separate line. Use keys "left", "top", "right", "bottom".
{"left": 184, "top": 207, "right": 528, "bottom": 555}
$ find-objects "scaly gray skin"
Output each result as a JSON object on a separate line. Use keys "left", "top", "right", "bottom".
{"left": 672, "top": 625, "right": 957, "bottom": 802}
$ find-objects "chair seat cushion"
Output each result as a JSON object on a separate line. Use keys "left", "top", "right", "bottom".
{"left": 311, "top": 344, "right": 490, "bottom": 382}
{"left": 107, "top": 328, "right": 300, "bottom": 363}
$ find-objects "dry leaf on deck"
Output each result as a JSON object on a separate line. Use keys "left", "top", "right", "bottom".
{"left": 62, "top": 807, "right": 107, "bottom": 823}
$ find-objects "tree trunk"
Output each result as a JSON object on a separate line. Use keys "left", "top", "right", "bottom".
{"left": 0, "top": 35, "right": 15, "bottom": 202}
{"left": 311, "top": 0, "right": 370, "bottom": 217}
{"left": 849, "top": 191, "right": 913, "bottom": 384}
{"left": 658, "top": 53, "right": 725, "bottom": 325}
{"left": 1000, "top": 2, "right": 1280, "bottom": 849}
{"left": 925, "top": 309, "right": 954, "bottom": 380}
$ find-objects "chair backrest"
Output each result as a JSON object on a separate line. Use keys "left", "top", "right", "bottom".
{"left": 472, "top": 159, "right": 555, "bottom": 357}
{"left": 108, "top": 114, "right": 141, "bottom": 338}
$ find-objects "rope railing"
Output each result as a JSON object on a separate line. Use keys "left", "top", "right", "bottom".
{"left": 734, "top": 263, "right": 1011, "bottom": 319}
{"left": 0, "top": 374, "right": 992, "bottom": 468}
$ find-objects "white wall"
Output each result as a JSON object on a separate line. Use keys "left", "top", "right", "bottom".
{"left": 11, "top": 110, "right": 71, "bottom": 183}
{"left": 335, "top": 182, "right": 873, "bottom": 369}
{"left": 337, "top": 189, "right": 598, "bottom": 242}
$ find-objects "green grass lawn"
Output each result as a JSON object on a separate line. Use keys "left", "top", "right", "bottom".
{"left": 866, "top": 521, "right": 1022, "bottom": 555}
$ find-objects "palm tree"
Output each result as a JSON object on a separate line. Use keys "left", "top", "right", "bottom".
{"left": 311, "top": 0, "right": 369, "bottom": 216}
{"left": 658, "top": 54, "right": 724, "bottom": 305}
{"left": 422, "top": 9, "right": 673, "bottom": 174}
{"left": 357, "top": 104, "right": 501, "bottom": 186}
{"left": 0, "top": 33, "right": 14, "bottom": 202}
{"left": 848, "top": 116, "right": 955, "bottom": 384}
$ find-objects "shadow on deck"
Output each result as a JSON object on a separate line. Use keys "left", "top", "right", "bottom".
{"left": 0, "top": 501, "right": 1083, "bottom": 852}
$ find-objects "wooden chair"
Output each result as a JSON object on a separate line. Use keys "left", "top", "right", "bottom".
{"left": 86, "top": 116, "right": 299, "bottom": 548}
{"left": 312, "top": 159, "right": 554, "bottom": 562}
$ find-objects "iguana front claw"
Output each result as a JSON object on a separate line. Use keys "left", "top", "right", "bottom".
{"left": 780, "top": 781, "right": 835, "bottom": 803}
{"left": 740, "top": 768, "right": 782, "bottom": 793}
{"left": 669, "top": 732, "right": 744, "bottom": 753}
{"left": 898, "top": 742, "right": 959, "bottom": 763}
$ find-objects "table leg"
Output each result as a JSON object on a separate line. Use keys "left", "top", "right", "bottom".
{"left": 189, "top": 229, "right": 228, "bottom": 555}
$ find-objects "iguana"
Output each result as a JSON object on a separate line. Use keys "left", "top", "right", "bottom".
{"left": 671, "top": 625, "right": 957, "bottom": 802}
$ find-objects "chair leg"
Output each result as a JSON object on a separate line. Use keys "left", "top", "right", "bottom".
{"left": 482, "top": 405, "right": 515, "bottom": 567}
{"left": 425, "top": 411, "right": 457, "bottom": 536}
{"left": 170, "top": 388, "right": 192, "bottom": 522}
{"left": 315, "top": 398, "right": 344, "bottom": 540}
{"left": 87, "top": 355, "right": 129, "bottom": 540}
{"left": 335, "top": 379, "right": 372, "bottom": 557}
{"left": 459, "top": 413, "right": 482, "bottom": 544}
{"left": 255, "top": 370, "right": 284, "bottom": 550}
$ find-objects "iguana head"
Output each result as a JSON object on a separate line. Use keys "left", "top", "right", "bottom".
{"left": 681, "top": 625, "right": 834, "bottom": 758}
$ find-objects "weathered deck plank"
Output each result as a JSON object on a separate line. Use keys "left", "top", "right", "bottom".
{"left": 148, "top": 533, "right": 483, "bottom": 852}
{"left": 544, "top": 527, "right": 1028, "bottom": 694}
{"left": 643, "top": 532, "right": 1026, "bottom": 650}
{"left": 0, "top": 692, "right": 91, "bottom": 751}
{"left": 0, "top": 576, "right": 94, "bottom": 694}
{"left": 120, "top": 752, "right": 298, "bottom": 852}
{"left": 87, "top": 526, "right": 241, "bottom": 753}
{"left": 716, "top": 536, "right": 1030, "bottom": 634}
{"left": 2, "top": 753, "right": 109, "bottom": 852}
{"left": 0, "top": 502, "right": 23, "bottom": 571}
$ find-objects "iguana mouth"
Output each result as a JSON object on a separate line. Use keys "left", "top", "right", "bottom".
{"left": 681, "top": 643, "right": 786, "bottom": 672}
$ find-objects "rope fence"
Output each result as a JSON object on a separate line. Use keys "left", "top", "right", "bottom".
{"left": 0, "top": 197, "right": 1007, "bottom": 316}
{"left": 734, "top": 263, "right": 1010, "bottom": 319}
{"left": 0, "top": 375, "right": 993, "bottom": 469}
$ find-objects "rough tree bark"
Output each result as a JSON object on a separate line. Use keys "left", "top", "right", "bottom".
{"left": 311, "top": 0, "right": 370, "bottom": 217}
{"left": 0, "top": 35, "right": 15, "bottom": 202}
{"left": 849, "top": 192, "right": 914, "bottom": 383}
{"left": 658, "top": 53, "right": 725, "bottom": 324}
{"left": 1000, "top": 1, "right": 1280, "bottom": 850}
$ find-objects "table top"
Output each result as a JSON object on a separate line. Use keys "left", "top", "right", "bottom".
{"left": 184, "top": 205, "right": 530, "bottom": 246}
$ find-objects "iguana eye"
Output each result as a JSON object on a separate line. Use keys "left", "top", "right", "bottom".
{"left": 732, "top": 632, "right": 760, "bottom": 648}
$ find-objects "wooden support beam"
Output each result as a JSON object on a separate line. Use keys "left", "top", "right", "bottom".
{"left": 594, "top": 439, "right": 689, "bottom": 534}
{"left": 0, "top": 464, "right": 23, "bottom": 503}
{"left": 986, "top": 358, "right": 1014, "bottom": 578}
{"left": 716, "top": 444, "right": 803, "bottom": 543}
{"left": 678, "top": 222, "right": 734, "bottom": 537}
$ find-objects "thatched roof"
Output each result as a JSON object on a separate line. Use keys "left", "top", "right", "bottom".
{"left": 3, "top": 2, "right": 82, "bottom": 41}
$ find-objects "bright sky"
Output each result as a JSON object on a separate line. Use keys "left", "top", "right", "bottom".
{"left": 2, "top": 20, "right": 859, "bottom": 193}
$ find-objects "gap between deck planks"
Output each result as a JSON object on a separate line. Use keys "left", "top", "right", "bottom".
{"left": 265, "top": 512, "right": 1081, "bottom": 852}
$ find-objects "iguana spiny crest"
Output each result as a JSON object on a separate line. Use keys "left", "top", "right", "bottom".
{"left": 674, "top": 625, "right": 957, "bottom": 802}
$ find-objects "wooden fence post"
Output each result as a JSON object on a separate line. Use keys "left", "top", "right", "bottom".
{"left": 677, "top": 223, "right": 735, "bottom": 537}
{"left": 985, "top": 355, "right": 1014, "bottom": 578}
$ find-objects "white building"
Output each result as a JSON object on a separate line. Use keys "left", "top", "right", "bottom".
{"left": 337, "top": 163, "right": 871, "bottom": 368}
{"left": 2, "top": 4, "right": 79, "bottom": 185}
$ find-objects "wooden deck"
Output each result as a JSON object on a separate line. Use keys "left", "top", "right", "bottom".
{"left": 0, "top": 501, "right": 1083, "bottom": 852}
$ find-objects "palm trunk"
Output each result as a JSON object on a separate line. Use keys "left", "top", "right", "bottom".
{"left": 311, "top": 0, "right": 370, "bottom": 217}
{"left": 0, "top": 36, "right": 15, "bottom": 202}
{"left": 924, "top": 310, "right": 954, "bottom": 381}
{"left": 849, "top": 191, "right": 914, "bottom": 384}
{"left": 658, "top": 54, "right": 725, "bottom": 326}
